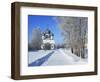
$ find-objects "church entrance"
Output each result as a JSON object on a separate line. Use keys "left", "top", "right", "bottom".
{"left": 44, "top": 43, "right": 51, "bottom": 50}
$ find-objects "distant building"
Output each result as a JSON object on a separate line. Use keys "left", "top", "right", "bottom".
{"left": 41, "top": 28, "right": 55, "bottom": 50}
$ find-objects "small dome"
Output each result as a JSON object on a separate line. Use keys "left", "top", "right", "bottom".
{"left": 52, "top": 33, "right": 54, "bottom": 36}
{"left": 45, "top": 28, "right": 51, "bottom": 34}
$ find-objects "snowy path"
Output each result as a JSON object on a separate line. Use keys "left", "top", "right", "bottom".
{"left": 42, "top": 49, "right": 87, "bottom": 66}
{"left": 28, "top": 49, "right": 87, "bottom": 67}
{"left": 42, "top": 49, "right": 74, "bottom": 66}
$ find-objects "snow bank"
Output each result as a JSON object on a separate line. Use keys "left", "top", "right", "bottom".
{"left": 28, "top": 50, "right": 53, "bottom": 64}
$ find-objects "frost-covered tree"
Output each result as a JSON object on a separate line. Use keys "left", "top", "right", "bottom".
{"left": 29, "top": 27, "right": 42, "bottom": 50}
{"left": 54, "top": 17, "right": 88, "bottom": 58}
{"left": 78, "top": 18, "right": 88, "bottom": 58}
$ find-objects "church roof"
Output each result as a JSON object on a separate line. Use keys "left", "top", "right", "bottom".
{"left": 43, "top": 28, "right": 54, "bottom": 36}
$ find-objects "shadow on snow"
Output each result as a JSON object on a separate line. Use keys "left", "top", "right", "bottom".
{"left": 28, "top": 51, "right": 54, "bottom": 66}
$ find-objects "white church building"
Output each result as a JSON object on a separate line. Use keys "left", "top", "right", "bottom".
{"left": 41, "top": 29, "right": 55, "bottom": 50}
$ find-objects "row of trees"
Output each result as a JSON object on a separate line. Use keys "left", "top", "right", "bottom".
{"left": 55, "top": 17, "right": 88, "bottom": 58}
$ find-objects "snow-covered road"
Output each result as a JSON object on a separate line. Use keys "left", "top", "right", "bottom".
{"left": 28, "top": 49, "right": 87, "bottom": 67}
{"left": 42, "top": 49, "right": 87, "bottom": 66}
{"left": 42, "top": 49, "right": 74, "bottom": 66}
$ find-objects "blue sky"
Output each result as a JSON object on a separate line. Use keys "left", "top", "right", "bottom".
{"left": 28, "top": 15, "right": 63, "bottom": 45}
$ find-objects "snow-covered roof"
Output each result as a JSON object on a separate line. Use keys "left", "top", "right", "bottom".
{"left": 42, "top": 28, "right": 54, "bottom": 36}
